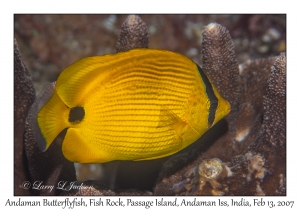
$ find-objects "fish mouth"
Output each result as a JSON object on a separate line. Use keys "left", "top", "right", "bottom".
{"left": 214, "top": 99, "right": 231, "bottom": 126}
{"left": 224, "top": 100, "right": 231, "bottom": 116}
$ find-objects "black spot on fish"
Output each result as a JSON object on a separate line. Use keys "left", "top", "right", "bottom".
{"left": 69, "top": 106, "right": 85, "bottom": 123}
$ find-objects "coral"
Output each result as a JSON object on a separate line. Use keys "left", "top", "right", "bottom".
{"left": 246, "top": 53, "right": 286, "bottom": 195}
{"left": 245, "top": 152, "right": 268, "bottom": 182}
{"left": 14, "top": 15, "right": 286, "bottom": 196}
{"left": 234, "top": 57, "right": 276, "bottom": 149}
{"left": 14, "top": 39, "right": 35, "bottom": 196}
{"left": 172, "top": 158, "right": 233, "bottom": 195}
{"left": 116, "top": 15, "right": 149, "bottom": 52}
{"left": 202, "top": 23, "right": 240, "bottom": 139}
{"left": 60, "top": 180, "right": 153, "bottom": 196}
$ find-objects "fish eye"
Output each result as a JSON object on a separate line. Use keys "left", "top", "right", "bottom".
{"left": 69, "top": 106, "right": 85, "bottom": 123}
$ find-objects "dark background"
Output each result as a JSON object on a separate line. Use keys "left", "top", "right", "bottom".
{"left": 14, "top": 14, "right": 286, "bottom": 94}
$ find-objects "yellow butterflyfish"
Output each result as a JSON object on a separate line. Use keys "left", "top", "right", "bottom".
{"left": 37, "top": 49, "right": 230, "bottom": 163}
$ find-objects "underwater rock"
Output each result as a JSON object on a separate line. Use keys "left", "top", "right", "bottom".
{"left": 14, "top": 39, "right": 35, "bottom": 195}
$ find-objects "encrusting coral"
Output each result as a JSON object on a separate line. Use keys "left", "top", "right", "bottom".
{"left": 14, "top": 15, "right": 286, "bottom": 196}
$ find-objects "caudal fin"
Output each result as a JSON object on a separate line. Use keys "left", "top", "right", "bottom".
{"left": 37, "top": 86, "right": 70, "bottom": 151}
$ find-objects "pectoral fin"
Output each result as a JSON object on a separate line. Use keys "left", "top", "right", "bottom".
{"left": 134, "top": 106, "right": 187, "bottom": 161}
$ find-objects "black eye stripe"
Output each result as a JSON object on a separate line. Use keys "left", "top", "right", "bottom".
{"left": 196, "top": 64, "right": 218, "bottom": 127}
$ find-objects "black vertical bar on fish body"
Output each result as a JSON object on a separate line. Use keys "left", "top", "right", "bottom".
{"left": 196, "top": 64, "right": 218, "bottom": 127}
